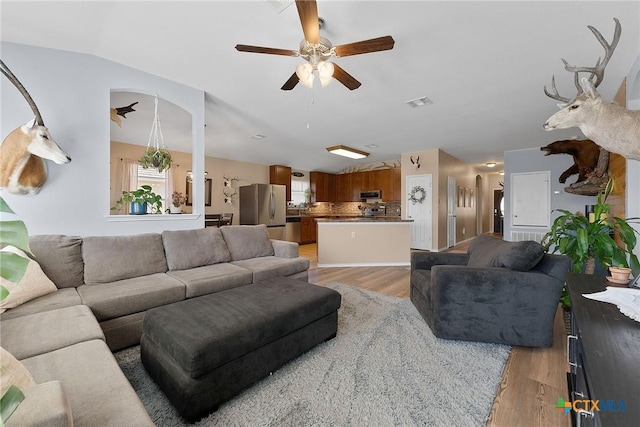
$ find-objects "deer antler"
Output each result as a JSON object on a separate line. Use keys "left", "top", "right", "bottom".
{"left": 562, "top": 18, "right": 621, "bottom": 88}
{"left": 0, "top": 60, "right": 45, "bottom": 126}
{"left": 545, "top": 18, "right": 621, "bottom": 102}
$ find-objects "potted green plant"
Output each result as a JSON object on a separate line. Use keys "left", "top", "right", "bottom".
{"left": 139, "top": 147, "right": 172, "bottom": 173}
{"left": 111, "top": 185, "right": 163, "bottom": 214}
{"left": 542, "top": 178, "right": 639, "bottom": 276}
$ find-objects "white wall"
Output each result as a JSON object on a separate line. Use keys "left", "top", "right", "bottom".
{"left": 1, "top": 42, "right": 205, "bottom": 236}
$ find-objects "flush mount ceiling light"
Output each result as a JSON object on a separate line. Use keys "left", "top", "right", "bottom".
{"left": 326, "top": 145, "right": 369, "bottom": 159}
{"left": 249, "top": 134, "right": 266, "bottom": 140}
{"left": 486, "top": 162, "right": 497, "bottom": 168}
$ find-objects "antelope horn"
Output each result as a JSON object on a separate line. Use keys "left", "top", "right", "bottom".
{"left": 0, "top": 59, "right": 45, "bottom": 126}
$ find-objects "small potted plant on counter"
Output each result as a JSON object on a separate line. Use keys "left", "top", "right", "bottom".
{"left": 112, "top": 185, "right": 162, "bottom": 215}
{"left": 169, "top": 191, "right": 187, "bottom": 214}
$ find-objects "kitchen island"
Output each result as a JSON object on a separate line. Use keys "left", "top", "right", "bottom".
{"left": 316, "top": 217, "right": 413, "bottom": 267}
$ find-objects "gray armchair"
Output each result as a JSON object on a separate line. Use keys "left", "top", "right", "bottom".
{"left": 410, "top": 235, "right": 570, "bottom": 347}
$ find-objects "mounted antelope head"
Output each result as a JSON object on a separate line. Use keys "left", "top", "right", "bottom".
{"left": 0, "top": 60, "right": 71, "bottom": 195}
{"left": 543, "top": 18, "right": 640, "bottom": 161}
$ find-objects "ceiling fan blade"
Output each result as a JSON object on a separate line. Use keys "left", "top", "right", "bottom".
{"left": 296, "top": 0, "right": 320, "bottom": 44}
{"left": 235, "top": 44, "right": 299, "bottom": 57}
{"left": 332, "top": 64, "right": 361, "bottom": 90}
{"left": 281, "top": 72, "right": 300, "bottom": 91}
{"left": 334, "top": 36, "right": 395, "bottom": 57}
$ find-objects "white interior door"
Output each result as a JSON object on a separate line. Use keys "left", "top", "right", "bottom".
{"left": 406, "top": 174, "right": 432, "bottom": 250}
{"left": 511, "top": 171, "right": 550, "bottom": 227}
{"left": 447, "top": 176, "right": 456, "bottom": 248}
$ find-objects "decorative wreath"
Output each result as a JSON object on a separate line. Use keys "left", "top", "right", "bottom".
{"left": 408, "top": 185, "right": 426, "bottom": 205}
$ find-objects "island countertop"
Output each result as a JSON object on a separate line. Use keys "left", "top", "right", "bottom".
{"left": 314, "top": 217, "right": 413, "bottom": 223}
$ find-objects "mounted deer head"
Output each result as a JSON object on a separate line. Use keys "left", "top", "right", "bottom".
{"left": 0, "top": 60, "right": 71, "bottom": 195}
{"left": 542, "top": 18, "right": 640, "bottom": 161}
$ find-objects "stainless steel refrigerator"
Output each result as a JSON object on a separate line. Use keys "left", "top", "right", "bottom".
{"left": 239, "top": 184, "right": 286, "bottom": 240}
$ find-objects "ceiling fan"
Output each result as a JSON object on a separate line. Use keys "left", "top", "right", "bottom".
{"left": 235, "top": 0, "right": 395, "bottom": 91}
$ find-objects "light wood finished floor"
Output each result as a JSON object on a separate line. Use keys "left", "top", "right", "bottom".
{"left": 300, "top": 241, "right": 569, "bottom": 427}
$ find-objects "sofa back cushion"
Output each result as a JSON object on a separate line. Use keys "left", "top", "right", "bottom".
{"left": 220, "top": 225, "right": 274, "bottom": 261}
{"left": 83, "top": 234, "right": 168, "bottom": 284}
{"left": 468, "top": 234, "right": 544, "bottom": 272}
{"left": 162, "top": 228, "right": 231, "bottom": 271}
{"left": 29, "top": 235, "right": 84, "bottom": 288}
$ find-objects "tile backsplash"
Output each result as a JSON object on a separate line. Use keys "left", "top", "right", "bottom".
{"left": 289, "top": 201, "right": 401, "bottom": 217}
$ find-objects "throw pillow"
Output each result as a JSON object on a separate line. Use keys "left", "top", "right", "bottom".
{"left": 220, "top": 225, "right": 275, "bottom": 261}
{"left": 0, "top": 347, "right": 36, "bottom": 397}
{"left": 0, "top": 246, "right": 57, "bottom": 314}
{"left": 467, "top": 235, "right": 544, "bottom": 271}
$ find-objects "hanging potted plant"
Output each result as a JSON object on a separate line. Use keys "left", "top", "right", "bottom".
{"left": 140, "top": 94, "right": 172, "bottom": 173}
{"left": 111, "top": 185, "right": 163, "bottom": 215}
{"left": 140, "top": 147, "right": 172, "bottom": 173}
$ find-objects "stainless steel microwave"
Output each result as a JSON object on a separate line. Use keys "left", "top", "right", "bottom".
{"left": 359, "top": 190, "right": 381, "bottom": 200}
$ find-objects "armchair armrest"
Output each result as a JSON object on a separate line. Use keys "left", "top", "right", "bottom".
{"left": 411, "top": 251, "right": 469, "bottom": 271}
{"left": 271, "top": 239, "right": 299, "bottom": 258}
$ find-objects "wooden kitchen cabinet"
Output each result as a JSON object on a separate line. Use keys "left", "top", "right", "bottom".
{"left": 373, "top": 169, "right": 394, "bottom": 201}
{"left": 335, "top": 173, "right": 351, "bottom": 202}
{"left": 350, "top": 172, "right": 364, "bottom": 201}
{"left": 392, "top": 167, "right": 402, "bottom": 201}
{"left": 309, "top": 171, "right": 335, "bottom": 202}
{"left": 269, "top": 165, "right": 292, "bottom": 201}
{"left": 300, "top": 216, "right": 317, "bottom": 244}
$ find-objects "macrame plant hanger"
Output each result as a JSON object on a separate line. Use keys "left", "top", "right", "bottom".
{"left": 140, "top": 94, "right": 172, "bottom": 172}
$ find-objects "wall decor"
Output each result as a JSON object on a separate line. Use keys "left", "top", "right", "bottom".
{"left": 457, "top": 186, "right": 464, "bottom": 207}
{"left": 109, "top": 101, "right": 138, "bottom": 127}
{"left": 543, "top": 18, "right": 640, "bottom": 196}
{"left": 470, "top": 189, "right": 475, "bottom": 207}
{"left": 465, "top": 187, "right": 470, "bottom": 207}
{"left": 0, "top": 60, "right": 71, "bottom": 195}
{"left": 187, "top": 178, "right": 212, "bottom": 206}
{"left": 408, "top": 185, "right": 426, "bottom": 205}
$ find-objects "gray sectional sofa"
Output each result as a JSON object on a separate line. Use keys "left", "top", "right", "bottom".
{"left": 1, "top": 225, "right": 310, "bottom": 426}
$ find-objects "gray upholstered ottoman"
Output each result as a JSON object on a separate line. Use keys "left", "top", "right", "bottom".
{"left": 140, "top": 277, "right": 341, "bottom": 422}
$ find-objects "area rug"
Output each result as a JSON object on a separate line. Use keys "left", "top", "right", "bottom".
{"left": 115, "top": 283, "right": 510, "bottom": 426}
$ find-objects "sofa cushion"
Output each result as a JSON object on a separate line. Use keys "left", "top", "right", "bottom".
{"left": 29, "top": 235, "right": 84, "bottom": 288}
{"left": 167, "top": 263, "right": 253, "bottom": 298}
{"left": 468, "top": 235, "right": 544, "bottom": 271}
{"left": 220, "top": 225, "right": 274, "bottom": 261}
{"left": 0, "top": 246, "right": 57, "bottom": 314}
{"left": 7, "top": 380, "right": 73, "bottom": 427}
{"left": 76, "top": 273, "right": 185, "bottom": 321}
{"left": 0, "top": 346, "right": 36, "bottom": 396}
{"left": 21, "top": 340, "right": 154, "bottom": 426}
{"left": 83, "top": 234, "right": 168, "bottom": 284}
{"left": 162, "top": 228, "right": 231, "bottom": 271}
{"left": 0, "top": 288, "right": 81, "bottom": 321}
{"left": 1, "top": 305, "right": 104, "bottom": 360}
{"left": 231, "top": 256, "right": 310, "bottom": 282}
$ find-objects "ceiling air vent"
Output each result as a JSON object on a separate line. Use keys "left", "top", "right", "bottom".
{"left": 405, "top": 96, "right": 433, "bottom": 108}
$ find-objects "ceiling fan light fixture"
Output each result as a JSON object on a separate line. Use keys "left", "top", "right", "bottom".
{"left": 326, "top": 145, "right": 369, "bottom": 159}
{"left": 296, "top": 63, "right": 314, "bottom": 88}
{"left": 486, "top": 162, "right": 497, "bottom": 168}
{"left": 318, "top": 61, "right": 334, "bottom": 87}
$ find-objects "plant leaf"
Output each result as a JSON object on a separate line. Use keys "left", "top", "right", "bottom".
{"left": 0, "top": 385, "right": 25, "bottom": 423}
{"left": 0, "top": 220, "right": 30, "bottom": 253}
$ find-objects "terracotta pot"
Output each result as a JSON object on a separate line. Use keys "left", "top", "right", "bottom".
{"left": 609, "top": 266, "right": 631, "bottom": 281}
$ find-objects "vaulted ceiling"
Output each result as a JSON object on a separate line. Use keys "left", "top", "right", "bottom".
{"left": 2, "top": 1, "right": 639, "bottom": 173}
